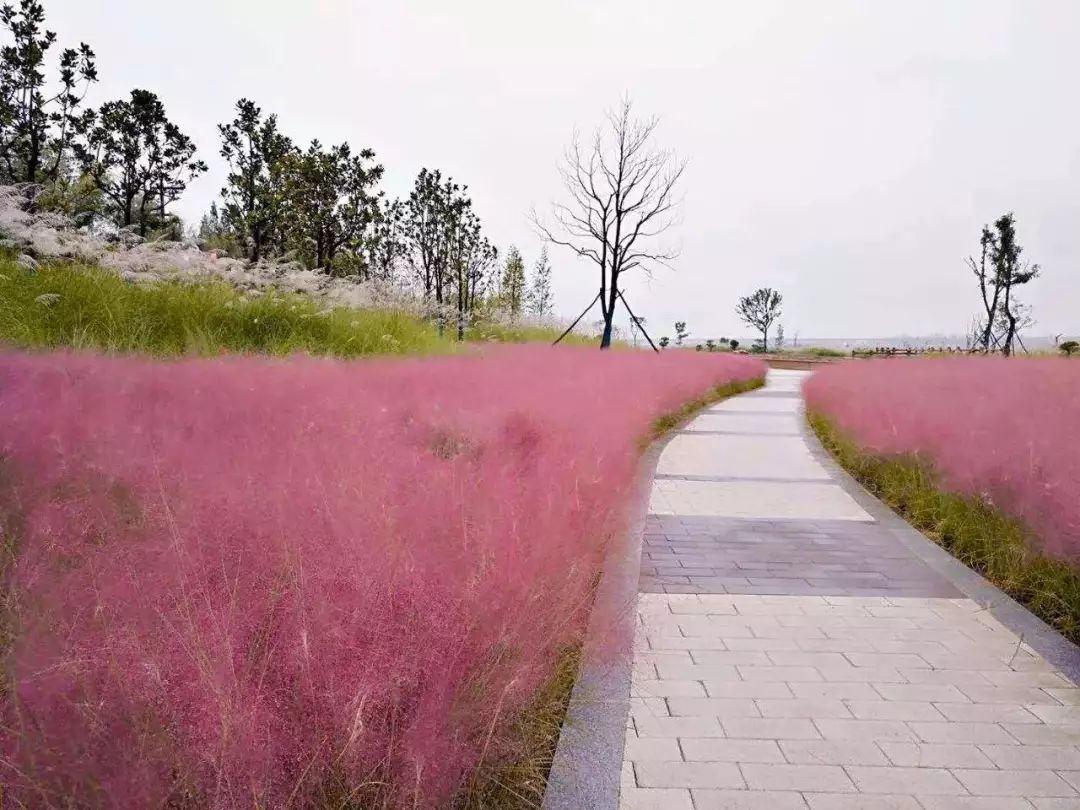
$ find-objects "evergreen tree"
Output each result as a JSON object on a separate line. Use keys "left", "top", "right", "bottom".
{"left": 197, "top": 201, "right": 240, "bottom": 254}
{"left": 501, "top": 245, "right": 526, "bottom": 317}
{"left": 452, "top": 211, "right": 497, "bottom": 339}
{"left": 77, "top": 88, "right": 205, "bottom": 236}
{"left": 278, "top": 140, "right": 383, "bottom": 274}
{"left": 218, "top": 98, "right": 295, "bottom": 262}
{"left": 403, "top": 167, "right": 494, "bottom": 337}
{"left": 528, "top": 245, "right": 553, "bottom": 317}
{"left": 367, "top": 197, "right": 407, "bottom": 281}
{"left": 405, "top": 168, "right": 468, "bottom": 307}
{"left": 0, "top": 0, "right": 97, "bottom": 188}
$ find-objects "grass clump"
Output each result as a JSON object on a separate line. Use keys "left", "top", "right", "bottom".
{"left": 460, "top": 645, "right": 582, "bottom": 810}
{"left": 810, "top": 411, "right": 1080, "bottom": 644}
{"left": 0, "top": 258, "right": 451, "bottom": 357}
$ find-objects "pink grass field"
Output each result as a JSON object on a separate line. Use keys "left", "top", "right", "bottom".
{"left": 804, "top": 357, "right": 1080, "bottom": 560}
{"left": 0, "top": 346, "right": 763, "bottom": 809}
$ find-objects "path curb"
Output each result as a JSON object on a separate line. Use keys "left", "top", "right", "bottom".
{"left": 540, "top": 430, "right": 671, "bottom": 810}
{"left": 541, "top": 380, "right": 768, "bottom": 810}
{"left": 800, "top": 408, "right": 1080, "bottom": 684}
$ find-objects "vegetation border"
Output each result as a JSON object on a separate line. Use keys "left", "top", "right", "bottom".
{"left": 804, "top": 410, "right": 1080, "bottom": 682}
{"left": 539, "top": 376, "right": 764, "bottom": 810}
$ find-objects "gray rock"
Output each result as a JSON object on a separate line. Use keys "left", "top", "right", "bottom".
{"left": 17, "top": 253, "right": 39, "bottom": 273}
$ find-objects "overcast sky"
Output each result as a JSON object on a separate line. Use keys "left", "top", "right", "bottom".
{"left": 48, "top": 0, "right": 1079, "bottom": 341}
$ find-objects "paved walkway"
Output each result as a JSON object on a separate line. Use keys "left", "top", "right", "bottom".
{"left": 621, "top": 369, "right": 1080, "bottom": 810}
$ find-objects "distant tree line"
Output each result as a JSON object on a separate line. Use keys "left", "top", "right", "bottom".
{"left": 0, "top": 0, "right": 554, "bottom": 339}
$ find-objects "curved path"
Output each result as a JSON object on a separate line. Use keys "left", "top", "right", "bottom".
{"left": 620, "top": 369, "right": 1080, "bottom": 809}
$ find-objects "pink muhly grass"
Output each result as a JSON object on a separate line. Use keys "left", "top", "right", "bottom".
{"left": 0, "top": 346, "right": 763, "bottom": 809}
{"left": 804, "top": 357, "right": 1080, "bottom": 560}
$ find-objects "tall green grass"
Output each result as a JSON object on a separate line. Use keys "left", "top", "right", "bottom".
{"left": 775, "top": 346, "right": 847, "bottom": 358}
{"left": 810, "top": 411, "right": 1080, "bottom": 644}
{"left": 470, "top": 320, "right": 600, "bottom": 348}
{"left": 0, "top": 258, "right": 599, "bottom": 357}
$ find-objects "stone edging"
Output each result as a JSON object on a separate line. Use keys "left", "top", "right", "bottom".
{"left": 541, "top": 379, "right": 773, "bottom": 809}
{"left": 540, "top": 426, "right": 674, "bottom": 810}
{"left": 800, "top": 410, "right": 1080, "bottom": 684}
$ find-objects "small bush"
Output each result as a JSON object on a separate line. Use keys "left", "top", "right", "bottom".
{"left": 799, "top": 346, "right": 846, "bottom": 358}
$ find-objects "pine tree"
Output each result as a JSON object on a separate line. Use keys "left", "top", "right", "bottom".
{"left": 218, "top": 98, "right": 295, "bottom": 262}
{"left": 77, "top": 89, "right": 206, "bottom": 236}
{"left": 501, "top": 245, "right": 526, "bottom": 317}
{"left": 0, "top": 0, "right": 97, "bottom": 187}
{"left": 528, "top": 245, "right": 553, "bottom": 318}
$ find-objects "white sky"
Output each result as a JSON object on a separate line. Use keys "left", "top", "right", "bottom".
{"left": 47, "top": 0, "right": 1080, "bottom": 341}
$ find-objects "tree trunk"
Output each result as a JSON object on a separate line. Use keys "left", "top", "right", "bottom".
{"left": 600, "top": 275, "right": 618, "bottom": 350}
{"left": 457, "top": 281, "right": 465, "bottom": 341}
{"left": 1001, "top": 285, "right": 1015, "bottom": 356}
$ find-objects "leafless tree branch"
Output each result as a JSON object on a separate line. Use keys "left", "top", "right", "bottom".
{"left": 530, "top": 96, "right": 685, "bottom": 348}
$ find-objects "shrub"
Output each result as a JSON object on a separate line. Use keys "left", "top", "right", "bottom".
{"left": 801, "top": 346, "right": 846, "bottom": 358}
{"left": 804, "top": 357, "right": 1080, "bottom": 561}
{"left": 0, "top": 347, "right": 764, "bottom": 808}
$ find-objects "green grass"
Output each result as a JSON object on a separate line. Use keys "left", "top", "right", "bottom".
{"left": 460, "top": 645, "right": 582, "bottom": 810}
{"left": 469, "top": 321, "right": 601, "bottom": 348}
{"left": 647, "top": 377, "right": 765, "bottom": 446}
{"left": 0, "top": 258, "right": 603, "bottom": 358}
{"left": 809, "top": 411, "right": 1080, "bottom": 644}
{"left": 0, "top": 258, "right": 453, "bottom": 357}
{"left": 775, "top": 347, "right": 847, "bottom": 358}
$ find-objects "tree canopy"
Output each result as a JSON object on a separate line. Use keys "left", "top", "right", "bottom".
{"left": 736, "top": 287, "right": 783, "bottom": 352}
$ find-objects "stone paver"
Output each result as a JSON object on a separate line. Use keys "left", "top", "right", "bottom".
{"left": 618, "top": 370, "right": 1080, "bottom": 809}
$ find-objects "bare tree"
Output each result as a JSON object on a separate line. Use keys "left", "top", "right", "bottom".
{"left": 533, "top": 97, "right": 685, "bottom": 349}
{"left": 736, "top": 287, "right": 783, "bottom": 352}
